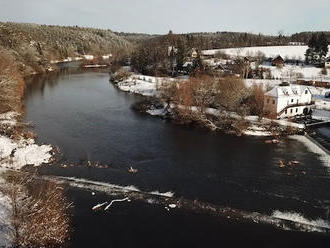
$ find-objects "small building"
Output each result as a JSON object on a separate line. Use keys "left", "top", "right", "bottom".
{"left": 264, "top": 85, "right": 314, "bottom": 119}
{"left": 191, "top": 48, "right": 198, "bottom": 58}
{"left": 271, "top": 55, "right": 284, "bottom": 67}
{"left": 288, "top": 42, "right": 305, "bottom": 46}
{"left": 325, "top": 57, "right": 330, "bottom": 68}
{"left": 168, "top": 46, "right": 178, "bottom": 57}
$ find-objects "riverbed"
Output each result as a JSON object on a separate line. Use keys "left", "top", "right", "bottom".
{"left": 24, "top": 68, "right": 330, "bottom": 247}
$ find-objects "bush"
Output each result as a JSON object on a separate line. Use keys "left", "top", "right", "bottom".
{"left": 246, "top": 84, "right": 265, "bottom": 117}
{"left": 113, "top": 68, "right": 132, "bottom": 82}
{"left": 0, "top": 171, "right": 71, "bottom": 247}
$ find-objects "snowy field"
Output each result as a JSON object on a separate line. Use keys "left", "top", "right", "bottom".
{"left": 116, "top": 74, "right": 181, "bottom": 97}
{"left": 260, "top": 63, "right": 330, "bottom": 81}
{"left": 202, "top": 45, "right": 330, "bottom": 60}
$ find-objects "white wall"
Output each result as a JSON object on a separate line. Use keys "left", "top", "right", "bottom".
{"left": 264, "top": 89, "right": 312, "bottom": 118}
{"left": 279, "top": 106, "right": 311, "bottom": 118}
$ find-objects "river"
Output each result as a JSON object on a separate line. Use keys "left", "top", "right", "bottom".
{"left": 24, "top": 68, "right": 330, "bottom": 247}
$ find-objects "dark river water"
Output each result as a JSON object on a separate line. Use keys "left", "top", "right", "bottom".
{"left": 24, "top": 68, "right": 330, "bottom": 247}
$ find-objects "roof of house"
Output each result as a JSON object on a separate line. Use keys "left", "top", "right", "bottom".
{"left": 272, "top": 55, "right": 284, "bottom": 61}
{"left": 265, "top": 85, "right": 311, "bottom": 98}
{"left": 183, "top": 61, "right": 193, "bottom": 67}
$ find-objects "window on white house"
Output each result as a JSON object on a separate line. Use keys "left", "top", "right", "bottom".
{"left": 296, "top": 108, "right": 298, "bottom": 112}
{"left": 291, "top": 99, "right": 294, "bottom": 103}
{"left": 285, "top": 110, "right": 287, "bottom": 114}
{"left": 305, "top": 90, "right": 308, "bottom": 94}
{"left": 290, "top": 109, "right": 293, "bottom": 113}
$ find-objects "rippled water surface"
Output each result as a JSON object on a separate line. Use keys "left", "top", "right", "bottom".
{"left": 24, "top": 69, "right": 330, "bottom": 247}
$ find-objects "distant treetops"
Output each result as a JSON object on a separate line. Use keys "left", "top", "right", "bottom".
{"left": 305, "top": 32, "right": 329, "bottom": 65}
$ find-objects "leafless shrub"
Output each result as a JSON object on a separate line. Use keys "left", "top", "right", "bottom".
{"left": 0, "top": 49, "right": 25, "bottom": 114}
{"left": 113, "top": 68, "right": 132, "bottom": 82}
{"left": 246, "top": 84, "right": 265, "bottom": 118}
{"left": 215, "top": 77, "right": 248, "bottom": 111}
{"left": 0, "top": 171, "right": 71, "bottom": 248}
{"left": 159, "top": 75, "right": 249, "bottom": 134}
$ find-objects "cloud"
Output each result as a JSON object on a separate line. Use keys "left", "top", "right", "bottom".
{"left": 0, "top": 0, "right": 329, "bottom": 34}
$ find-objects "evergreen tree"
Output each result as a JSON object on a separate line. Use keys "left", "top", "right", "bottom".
{"left": 176, "top": 39, "right": 186, "bottom": 71}
{"left": 319, "top": 32, "right": 329, "bottom": 58}
{"left": 306, "top": 33, "right": 329, "bottom": 65}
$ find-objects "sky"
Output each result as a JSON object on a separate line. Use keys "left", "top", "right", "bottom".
{"left": 0, "top": 0, "right": 329, "bottom": 35}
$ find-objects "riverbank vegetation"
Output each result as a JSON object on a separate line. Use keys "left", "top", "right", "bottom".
{"left": 0, "top": 22, "right": 132, "bottom": 246}
{"left": 158, "top": 76, "right": 267, "bottom": 134}
{"left": 0, "top": 171, "right": 71, "bottom": 247}
{"left": 0, "top": 22, "right": 132, "bottom": 115}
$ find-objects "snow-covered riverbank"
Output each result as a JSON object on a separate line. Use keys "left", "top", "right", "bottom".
{"left": 0, "top": 111, "right": 54, "bottom": 246}
{"left": 113, "top": 74, "right": 307, "bottom": 137}
{"left": 0, "top": 112, "right": 53, "bottom": 170}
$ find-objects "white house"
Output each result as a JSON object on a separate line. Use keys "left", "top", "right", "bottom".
{"left": 263, "top": 85, "right": 313, "bottom": 119}
{"left": 325, "top": 57, "right": 330, "bottom": 68}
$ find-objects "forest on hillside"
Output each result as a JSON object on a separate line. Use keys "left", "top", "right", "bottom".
{"left": 0, "top": 22, "right": 132, "bottom": 75}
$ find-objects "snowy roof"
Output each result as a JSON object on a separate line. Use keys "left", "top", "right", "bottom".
{"left": 272, "top": 55, "right": 284, "bottom": 60}
{"left": 183, "top": 62, "right": 193, "bottom": 67}
{"left": 265, "top": 85, "right": 311, "bottom": 98}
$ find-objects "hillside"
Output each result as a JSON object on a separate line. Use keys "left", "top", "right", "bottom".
{"left": 114, "top": 32, "right": 159, "bottom": 44}
{"left": 0, "top": 22, "right": 132, "bottom": 74}
{"left": 0, "top": 22, "right": 132, "bottom": 113}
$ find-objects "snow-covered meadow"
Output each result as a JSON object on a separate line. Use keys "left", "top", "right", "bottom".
{"left": 260, "top": 63, "right": 330, "bottom": 81}
{"left": 116, "top": 74, "right": 181, "bottom": 97}
{"left": 202, "top": 45, "right": 330, "bottom": 60}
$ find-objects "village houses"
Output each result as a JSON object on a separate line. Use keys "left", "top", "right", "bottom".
{"left": 264, "top": 85, "right": 314, "bottom": 119}
{"left": 271, "top": 55, "right": 285, "bottom": 67}
{"left": 325, "top": 57, "right": 330, "bottom": 68}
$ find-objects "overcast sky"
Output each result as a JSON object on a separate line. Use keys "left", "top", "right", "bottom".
{"left": 0, "top": 0, "right": 329, "bottom": 35}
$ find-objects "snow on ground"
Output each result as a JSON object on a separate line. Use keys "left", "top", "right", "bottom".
{"left": 116, "top": 74, "right": 179, "bottom": 97}
{"left": 116, "top": 74, "right": 307, "bottom": 135}
{"left": 0, "top": 112, "right": 53, "bottom": 170}
{"left": 117, "top": 76, "right": 158, "bottom": 96}
{"left": 83, "top": 64, "right": 108, "bottom": 68}
{"left": 82, "top": 55, "right": 94, "bottom": 60}
{"left": 244, "top": 79, "right": 282, "bottom": 89}
{"left": 242, "top": 124, "right": 272, "bottom": 137}
{"left": 202, "top": 45, "right": 330, "bottom": 60}
{"left": 0, "top": 136, "right": 53, "bottom": 170}
{"left": 51, "top": 54, "right": 111, "bottom": 64}
{"left": 313, "top": 109, "right": 330, "bottom": 121}
{"left": 102, "top": 54, "right": 112, "bottom": 60}
{"left": 0, "top": 112, "right": 18, "bottom": 126}
{"left": 203, "top": 58, "right": 230, "bottom": 67}
{"left": 50, "top": 57, "right": 83, "bottom": 64}
{"left": 146, "top": 108, "right": 167, "bottom": 116}
{"left": 260, "top": 64, "right": 330, "bottom": 81}
{"left": 314, "top": 97, "right": 330, "bottom": 111}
